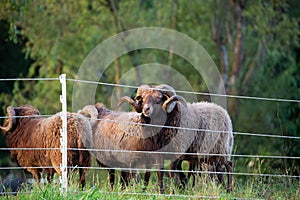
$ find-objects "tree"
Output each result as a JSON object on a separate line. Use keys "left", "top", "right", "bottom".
{"left": 211, "top": 0, "right": 299, "bottom": 118}
{"left": 0, "top": 19, "right": 32, "bottom": 177}
{"left": 0, "top": 0, "right": 299, "bottom": 176}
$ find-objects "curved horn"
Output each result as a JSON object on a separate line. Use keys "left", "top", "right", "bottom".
{"left": 118, "top": 96, "right": 142, "bottom": 113}
{"left": 162, "top": 95, "right": 187, "bottom": 113}
{"left": 0, "top": 106, "right": 16, "bottom": 133}
{"left": 155, "top": 84, "right": 176, "bottom": 97}
{"left": 78, "top": 105, "right": 99, "bottom": 127}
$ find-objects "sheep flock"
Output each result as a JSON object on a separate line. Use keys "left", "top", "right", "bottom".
{"left": 0, "top": 84, "right": 234, "bottom": 194}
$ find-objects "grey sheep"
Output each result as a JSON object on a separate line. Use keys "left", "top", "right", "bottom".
{"left": 118, "top": 84, "right": 234, "bottom": 192}
{"left": 0, "top": 105, "right": 92, "bottom": 188}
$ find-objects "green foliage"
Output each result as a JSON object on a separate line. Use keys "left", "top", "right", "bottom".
{"left": 0, "top": 0, "right": 299, "bottom": 195}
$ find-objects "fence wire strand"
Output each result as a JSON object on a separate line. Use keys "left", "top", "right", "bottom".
{"left": 67, "top": 78, "right": 300, "bottom": 103}
{"left": 1, "top": 113, "right": 297, "bottom": 140}
{"left": 1, "top": 111, "right": 299, "bottom": 141}
{"left": 1, "top": 147, "right": 299, "bottom": 160}
{"left": 75, "top": 166, "right": 300, "bottom": 179}
{"left": 0, "top": 76, "right": 299, "bottom": 198}
{"left": 0, "top": 77, "right": 59, "bottom": 81}
{"left": 1, "top": 165, "right": 299, "bottom": 179}
{"left": 89, "top": 117, "right": 300, "bottom": 140}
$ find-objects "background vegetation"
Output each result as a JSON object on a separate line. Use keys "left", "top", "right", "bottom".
{"left": 0, "top": 0, "right": 299, "bottom": 198}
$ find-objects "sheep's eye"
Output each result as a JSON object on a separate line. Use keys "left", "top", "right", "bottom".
{"left": 157, "top": 93, "right": 163, "bottom": 99}
{"left": 135, "top": 96, "right": 142, "bottom": 103}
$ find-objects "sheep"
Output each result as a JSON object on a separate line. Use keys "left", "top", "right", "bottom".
{"left": 78, "top": 103, "right": 149, "bottom": 190}
{"left": 118, "top": 84, "right": 234, "bottom": 192}
{"left": 78, "top": 102, "right": 190, "bottom": 193}
{"left": 0, "top": 105, "right": 92, "bottom": 188}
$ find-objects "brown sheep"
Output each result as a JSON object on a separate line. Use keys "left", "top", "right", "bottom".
{"left": 0, "top": 105, "right": 92, "bottom": 188}
{"left": 119, "top": 84, "right": 234, "bottom": 192}
{"left": 79, "top": 101, "right": 188, "bottom": 194}
{"left": 78, "top": 103, "right": 150, "bottom": 190}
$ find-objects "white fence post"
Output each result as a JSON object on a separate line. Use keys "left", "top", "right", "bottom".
{"left": 59, "top": 74, "right": 68, "bottom": 193}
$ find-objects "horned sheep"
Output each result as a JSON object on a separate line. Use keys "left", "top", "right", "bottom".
{"left": 78, "top": 103, "right": 151, "bottom": 190}
{"left": 0, "top": 105, "right": 92, "bottom": 188}
{"left": 78, "top": 102, "right": 189, "bottom": 193}
{"left": 118, "top": 84, "right": 234, "bottom": 192}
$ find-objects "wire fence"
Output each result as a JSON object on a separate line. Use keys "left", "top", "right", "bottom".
{"left": 0, "top": 75, "right": 299, "bottom": 199}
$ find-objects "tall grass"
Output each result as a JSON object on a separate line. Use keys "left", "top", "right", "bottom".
{"left": 2, "top": 167, "right": 299, "bottom": 199}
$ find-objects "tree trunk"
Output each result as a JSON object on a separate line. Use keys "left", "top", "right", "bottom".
{"left": 228, "top": 0, "right": 245, "bottom": 116}
{"left": 105, "top": 0, "right": 142, "bottom": 85}
{"left": 211, "top": 0, "right": 230, "bottom": 96}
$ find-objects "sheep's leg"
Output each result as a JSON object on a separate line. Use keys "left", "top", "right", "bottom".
{"left": 156, "top": 158, "right": 165, "bottom": 194}
{"left": 187, "top": 161, "right": 196, "bottom": 187}
{"left": 215, "top": 161, "right": 224, "bottom": 185}
{"left": 79, "top": 149, "right": 91, "bottom": 189}
{"left": 169, "top": 161, "right": 177, "bottom": 194}
{"left": 28, "top": 169, "right": 40, "bottom": 184}
{"left": 198, "top": 164, "right": 203, "bottom": 177}
{"left": 143, "top": 171, "right": 151, "bottom": 191}
{"left": 79, "top": 168, "right": 86, "bottom": 189}
{"left": 225, "top": 161, "right": 233, "bottom": 193}
{"left": 176, "top": 160, "right": 187, "bottom": 189}
{"left": 98, "top": 161, "right": 115, "bottom": 190}
{"left": 168, "top": 159, "right": 187, "bottom": 193}
{"left": 157, "top": 167, "right": 164, "bottom": 194}
{"left": 209, "top": 165, "right": 215, "bottom": 180}
{"left": 47, "top": 170, "right": 54, "bottom": 184}
{"left": 120, "top": 171, "right": 130, "bottom": 189}
{"left": 107, "top": 169, "right": 115, "bottom": 190}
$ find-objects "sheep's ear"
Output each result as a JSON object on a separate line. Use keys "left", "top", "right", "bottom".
{"left": 162, "top": 95, "right": 187, "bottom": 113}
{"left": 166, "top": 102, "right": 176, "bottom": 113}
{"left": 163, "top": 99, "right": 177, "bottom": 113}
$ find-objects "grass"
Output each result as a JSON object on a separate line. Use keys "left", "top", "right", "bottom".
{"left": 1, "top": 167, "right": 299, "bottom": 200}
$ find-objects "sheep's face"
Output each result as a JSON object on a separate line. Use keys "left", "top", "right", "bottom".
{"left": 118, "top": 84, "right": 186, "bottom": 118}
{"left": 135, "top": 89, "right": 166, "bottom": 117}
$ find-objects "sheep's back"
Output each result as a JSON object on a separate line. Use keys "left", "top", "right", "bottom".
{"left": 92, "top": 111, "right": 146, "bottom": 168}
{"left": 5, "top": 111, "right": 91, "bottom": 179}
{"left": 188, "top": 102, "right": 233, "bottom": 161}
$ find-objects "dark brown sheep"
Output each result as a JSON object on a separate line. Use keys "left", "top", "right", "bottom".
{"left": 119, "top": 84, "right": 234, "bottom": 192}
{"left": 79, "top": 101, "right": 189, "bottom": 194}
{"left": 0, "top": 105, "right": 92, "bottom": 188}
